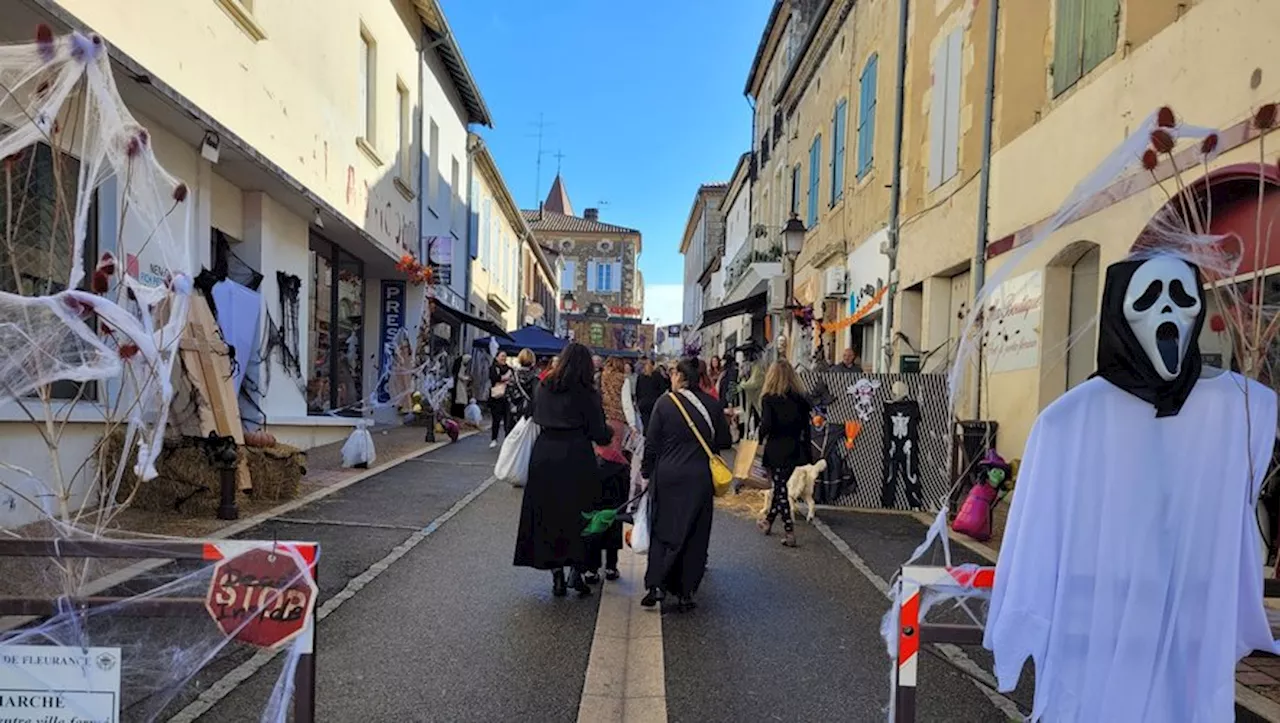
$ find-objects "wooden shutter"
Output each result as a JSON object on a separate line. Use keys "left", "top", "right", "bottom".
{"left": 1081, "top": 0, "right": 1119, "bottom": 76}
{"left": 831, "top": 101, "right": 846, "bottom": 206}
{"left": 612, "top": 261, "right": 623, "bottom": 293}
{"left": 858, "top": 54, "right": 878, "bottom": 177}
{"left": 943, "top": 30, "right": 962, "bottom": 182}
{"left": 807, "top": 136, "right": 821, "bottom": 227}
{"left": 586, "top": 260, "right": 597, "bottom": 292}
{"left": 927, "top": 41, "right": 947, "bottom": 189}
{"left": 1053, "top": 0, "right": 1086, "bottom": 96}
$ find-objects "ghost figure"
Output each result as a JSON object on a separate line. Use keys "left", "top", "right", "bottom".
{"left": 984, "top": 253, "right": 1279, "bottom": 722}
{"left": 848, "top": 377, "right": 881, "bottom": 421}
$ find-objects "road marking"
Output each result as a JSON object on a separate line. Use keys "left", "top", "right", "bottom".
{"left": 810, "top": 517, "right": 1022, "bottom": 720}
{"left": 577, "top": 545, "right": 667, "bottom": 723}
{"left": 272, "top": 517, "right": 423, "bottom": 532}
{"left": 166, "top": 474, "right": 498, "bottom": 723}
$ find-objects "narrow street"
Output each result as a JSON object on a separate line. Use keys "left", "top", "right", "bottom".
{"left": 149, "top": 434, "right": 1022, "bottom": 723}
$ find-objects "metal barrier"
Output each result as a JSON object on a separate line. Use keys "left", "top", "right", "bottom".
{"left": 0, "top": 538, "right": 319, "bottom": 722}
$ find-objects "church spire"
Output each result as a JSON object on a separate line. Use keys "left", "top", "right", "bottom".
{"left": 543, "top": 173, "right": 574, "bottom": 216}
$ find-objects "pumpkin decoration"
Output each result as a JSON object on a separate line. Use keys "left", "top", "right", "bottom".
{"left": 244, "top": 429, "right": 277, "bottom": 448}
{"left": 812, "top": 414, "right": 825, "bottom": 427}
{"left": 844, "top": 420, "right": 862, "bottom": 448}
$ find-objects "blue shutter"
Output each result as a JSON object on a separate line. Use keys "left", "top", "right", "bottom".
{"left": 831, "top": 100, "right": 846, "bottom": 205}
{"left": 807, "top": 135, "right": 821, "bottom": 228}
{"left": 857, "top": 54, "right": 878, "bottom": 178}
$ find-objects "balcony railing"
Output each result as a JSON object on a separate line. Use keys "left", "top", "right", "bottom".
{"left": 724, "top": 241, "right": 783, "bottom": 292}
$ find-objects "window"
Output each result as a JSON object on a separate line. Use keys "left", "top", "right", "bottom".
{"left": 358, "top": 29, "right": 376, "bottom": 146}
{"left": 857, "top": 54, "right": 879, "bottom": 178}
{"left": 830, "top": 99, "right": 847, "bottom": 206}
{"left": 0, "top": 142, "right": 99, "bottom": 400}
{"left": 790, "top": 163, "right": 801, "bottom": 217}
{"left": 214, "top": 0, "right": 265, "bottom": 41}
{"left": 396, "top": 81, "right": 410, "bottom": 183}
{"left": 481, "top": 198, "right": 491, "bottom": 264}
{"left": 807, "top": 135, "right": 821, "bottom": 228}
{"left": 562, "top": 260, "right": 576, "bottom": 291}
{"left": 588, "top": 259, "right": 621, "bottom": 293}
{"left": 426, "top": 119, "right": 439, "bottom": 214}
{"left": 928, "top": 29, "right": 963, "bottom": 189}
{"left": 307, "top": 236, "right": 364, "bottom": 415}
{"left": 1054, "top": 0, "right": 1119, "bottom": 96}
{"left": 450, "top": 158, "right": 461, "bottom": 234}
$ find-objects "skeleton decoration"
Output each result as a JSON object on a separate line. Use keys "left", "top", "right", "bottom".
{"left": 1097, "top": 254, "right": 1207, "bottom": 417}
{"left": 847, "top": 377, "right": 881, "bottom": 421}
{"left": 881, "top": 392, "right": 923, "bottom": 509}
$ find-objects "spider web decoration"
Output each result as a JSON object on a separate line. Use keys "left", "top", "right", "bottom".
{"left": 275, "top": 271, "right": 302, "bottom": 379}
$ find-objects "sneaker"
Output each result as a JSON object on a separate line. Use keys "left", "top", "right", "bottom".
{"left": 489, "top": 440, "right": 498, "bottom": 449}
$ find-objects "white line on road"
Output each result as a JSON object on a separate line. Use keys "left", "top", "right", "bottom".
{"left": 272, "top": 517, "right": 423, "bottom": 532}
{"left": 810, "top": 517, "right": 1023, "bottom": 720}
{"left": 167, "top": 474, "right": 498, "bottom": 723}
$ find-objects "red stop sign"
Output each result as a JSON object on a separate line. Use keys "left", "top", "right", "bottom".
{"left": 205, "top": 546, "right": 318, "bottom": 648}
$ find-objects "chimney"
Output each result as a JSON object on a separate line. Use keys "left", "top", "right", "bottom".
{"left": 584, "top": 208, "right": 599, "bottom": 222}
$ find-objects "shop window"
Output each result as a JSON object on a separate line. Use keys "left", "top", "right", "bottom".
{"left": 0, "top": 141, "right": 98, "bottom": 400}
{"left": 307, "top": 235, "right": 364, "bottom": 415}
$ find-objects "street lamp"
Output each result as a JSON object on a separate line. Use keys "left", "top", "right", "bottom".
{"left": 782, "top": 214, "right": 807, "bottom": 308}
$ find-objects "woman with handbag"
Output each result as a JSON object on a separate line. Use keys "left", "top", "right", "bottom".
{"left": 509, "top": 349, "right": 539, "bottom": 421}
{"left": 639, "top": 357, "right": 732, "bottom": 611}
{"left": 513, "top": 343, "right": 612, "bottom": 597}
{"left": 488, "top": 352, "right": 513, "bottom": 449}
{"left": 757, "top": 361, "right": 813, "bottom": 548}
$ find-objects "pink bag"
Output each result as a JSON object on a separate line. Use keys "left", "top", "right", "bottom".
{"left": 952, "top": 483, "right": 998, "bottom": 542}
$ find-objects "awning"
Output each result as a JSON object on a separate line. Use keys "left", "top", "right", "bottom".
{"left": 699, "top": 292, "right": 767, "bottom": 329}
{"left": 473, "top": 325, "right": 566, "bottom": 355}
{"left": 430, "top": 298, "right": 512, "bottom": 340}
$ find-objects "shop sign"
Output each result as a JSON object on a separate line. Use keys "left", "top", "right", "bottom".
{"left": 984, "top": 270, "right": 1043, "bottom": 374}
{"left": 609, "top": 305, "right": 642, "bottom": 318}
{"left": 0, "top": 644, "right": 121, "bottom": 722}
{"left": 377, "top": 280, "right": 406, "bottom": 403}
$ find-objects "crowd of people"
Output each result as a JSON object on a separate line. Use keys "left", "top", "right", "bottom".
{"left": 496, "top": 342, "right": 819, "bottom": 611}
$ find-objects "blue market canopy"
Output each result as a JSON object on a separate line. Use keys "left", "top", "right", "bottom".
{"left": 432, "top": 297, "right": 512, "bottom": 340}
{"left": 473, "top": 325, "right": 566, "bottom": 355}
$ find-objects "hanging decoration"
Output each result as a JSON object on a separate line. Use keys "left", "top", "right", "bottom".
{"left": 275, "top": 272, "right": 303, "bottom": 379}
{"left": 395, "top": 254, "right": 434, "bottom": 286}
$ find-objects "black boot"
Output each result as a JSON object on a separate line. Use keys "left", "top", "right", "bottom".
{"left": 640, "top": 587, "right": 665, "bottom": 608}
{"left": 552, "top": 569, "right": 567, "bottom": 598}
{"left": 568, "top": 569, "right": 592, "bottom": 597}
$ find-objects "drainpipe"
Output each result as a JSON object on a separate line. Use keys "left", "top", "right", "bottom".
{"left": 971, "top": 0, "right": 1000, "bottom": 419}
{"left": 882, "top": 0, "right": 910, "bottom": 374}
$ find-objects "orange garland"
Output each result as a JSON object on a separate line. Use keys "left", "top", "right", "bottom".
{"left": 816, "top": 285, "right": 887, "bottom": 335}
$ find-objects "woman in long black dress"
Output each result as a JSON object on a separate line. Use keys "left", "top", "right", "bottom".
{"left": 758, "top": 361, "right": 812, "bottom": 548}
{"left": 640, "top": 357, "right": 732, "bottom": 611}
{"left": 513, "top": 343, "right": 612, "bottom": 597}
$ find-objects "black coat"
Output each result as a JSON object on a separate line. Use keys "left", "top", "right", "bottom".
{"left": 634, "top": 372, "right": 668, "bottom": 423}
{"left": 641, "top": 389, "right": 731, "bottom": 597}
{"left": 513, "top": 381, "right": 611, "bottom": 570}
{"left": 760, "top": 391, "right": 813, "bottom": 471}
{"left": 508, "top": 367, "right": 538, "bottom": 420}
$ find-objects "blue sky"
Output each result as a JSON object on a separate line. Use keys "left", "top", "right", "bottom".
{"left": 441, "top": 0, "right": 773, "bottom": 326}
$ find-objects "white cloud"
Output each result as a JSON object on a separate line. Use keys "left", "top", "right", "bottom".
{"left": 643, "top": 283, "right": 684, "bottom": 327}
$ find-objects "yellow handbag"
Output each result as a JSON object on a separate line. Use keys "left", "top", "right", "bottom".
{"left": 669, "top": 392, "right": 733, "bottom": 497}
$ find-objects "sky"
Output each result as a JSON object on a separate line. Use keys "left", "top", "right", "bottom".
{"left": 441, "top": 0, "right": 774, "bottom": 327}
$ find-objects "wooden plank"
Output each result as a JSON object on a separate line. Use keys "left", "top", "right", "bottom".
{"left": 181, "top": 295, "right": 251, "bottom": 491}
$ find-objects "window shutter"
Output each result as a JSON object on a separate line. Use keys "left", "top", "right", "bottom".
{"left": 858, "top": 55, "right": 878, "bottom": 178}
{"left": 927, "top": 43, "right": 946, "bottom": 189}
{"left": 586, "top": 260, "right": 596, "bottom": 292}
{"left": 1081, "top": 0, "right": 1119, "bottom": 77}
{"left": 612, "top": 261, "right": 622, "bottom": 292}
{"left": 563, "top": 260, "right": 575, "bottom": 290}
{"left": 943, "top": 30, "right": 963, "bottom": 182}
{"left": 1053, "top": 0, "right": 1086, "bottom": 96}
{"left": 830, "top": 101, "right": 846, "bottom": 206}
{"left": 807, "top": 135, "right": 821, "bottom": 227}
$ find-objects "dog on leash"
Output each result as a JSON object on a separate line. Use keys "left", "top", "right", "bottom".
{"left": 759, "top": 460, "right": 828, "bottom": 522}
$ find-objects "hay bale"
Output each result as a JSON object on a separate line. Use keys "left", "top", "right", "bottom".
{"left": 100, "top": 431, "right": 245, "bottom": 518}
{"left": 715, "top": 488, "right": 770, "bottom": 520}
{"left": 244, "top": 444, "right": 305, "bottom": 502}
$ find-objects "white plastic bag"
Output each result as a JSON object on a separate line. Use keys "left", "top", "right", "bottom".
{"left": 495, "top": 416, "right": 539, "bottom": 486}
{"left": 464, "top": 399, "right": 483, "bottom": 425}
{"left": 629, "top": 492, "right": 650, "bottom": 554}
{"left": 628, "top": 434, "right": 646, "bottom": 506}
{"left": 341, "top": 421, "right": 376, "bottom": 468}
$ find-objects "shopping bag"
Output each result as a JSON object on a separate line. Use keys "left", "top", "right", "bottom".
{"left": 340, "top": 422, "right": 376, "bottom": 468}
{"left": 732, "top": 438, "right": 759, "bottom": 479}
{"left": 495, "top": 416, "right": 539, "bottom": 486}
{"left": 629, "top": 492, "right": 650, "bottom": 554}
{"left": 464, "top": 399, "right": 483, "bottom": 425}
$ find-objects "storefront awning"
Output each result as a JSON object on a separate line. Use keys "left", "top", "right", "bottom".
{"left": 699, "top": 292, "right": 767, "bottom": 329}
{"left": 430, "top": 298, "right": 512, "bottom": 340}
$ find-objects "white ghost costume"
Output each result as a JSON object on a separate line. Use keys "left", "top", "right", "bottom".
{"left": 984, "top": 255, "right": 1279, "bottom": 721}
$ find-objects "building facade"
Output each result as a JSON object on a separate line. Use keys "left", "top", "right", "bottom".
{"left": 678, "top": 183, "right": 728, "bottom": 355}
{"left": 0, "top": 0, "right": 492, "bottom": 527}
{"left": 470, "top": 137, "right": 527, "bottom": 332}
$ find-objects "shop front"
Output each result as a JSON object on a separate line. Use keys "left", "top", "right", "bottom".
{"left": 844, "top": 229, "right": 890, "bottom": 371}
{"left": 307, "top": 233, "right": 366, "bottom": 416}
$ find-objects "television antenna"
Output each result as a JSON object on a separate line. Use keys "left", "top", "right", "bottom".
{"left": 528, "top": 113, "right": 555, "bottom": 206}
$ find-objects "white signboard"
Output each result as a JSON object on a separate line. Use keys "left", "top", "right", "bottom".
{"left": 0, "top": 645, "right": 121, "bottom": 723}
{"left": 846, "top": 228, "right": 890, "bottom": 317}
{"left": 983, "top": 270, "right": 1043, "bottom": 374}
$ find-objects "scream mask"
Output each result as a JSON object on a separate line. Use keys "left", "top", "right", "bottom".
{"left": 1096, "top": 254, "right": 1207, "bottom": 417}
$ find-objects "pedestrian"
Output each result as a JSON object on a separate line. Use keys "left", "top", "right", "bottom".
{"left": 586, "top": 358, "right": 634, "bottom": 584}
{"left": 708, "top": 355, "right": 724, "bottom": 395}
{"left": 451, "top": 354, "right": 472, "bottom": 419}
{"left": 717, "top": 354, "right": 739, "bottom": 408}
{"left": 640, "top": 357, "right": 732, "bottom": 611}
{"left": 635, "top": 357, "right": 667, "bottom": 430}
{"left": 757, "top": 361, "right": 813, "bottom": 547}
{"left": 487, "top": 351, "right": 513, "bottom": 449}
{"left": 508, "top": 348, "right": 539, "bottom": 421}
{"left": 696, "top": 357, "right": 719, "bottom": 400}
{"left": 513, "top": 342, "right": 612, "bottom": 597}
{"left": 836, "top": 347, "right": 862, "bottom": 373}
{"left": 539, "top": 356, "right": 556, "bottom": 382}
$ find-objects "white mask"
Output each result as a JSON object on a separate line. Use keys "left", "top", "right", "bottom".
{"left": 1122, "top": 256, "right": 1201, "bottom": 381}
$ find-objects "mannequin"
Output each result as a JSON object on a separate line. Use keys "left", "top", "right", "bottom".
{"left": 451, "top": 354, "right": 472, "bottom": 418}
{"left": 880, "top": 380, "right": 923, "bottom": 509}
{"left": 984, "top": 254, "right": 1278, "bottom": 722}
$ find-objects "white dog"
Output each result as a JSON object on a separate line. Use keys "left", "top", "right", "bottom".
{"left": 760, "top": 459, "right": 828, "bottom": 522}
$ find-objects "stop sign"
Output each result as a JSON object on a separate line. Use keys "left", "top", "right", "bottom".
{"left": 205, "top": 546, "right": 318, "bottom": 649}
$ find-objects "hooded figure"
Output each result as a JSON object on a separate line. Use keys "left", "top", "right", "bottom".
{"left": 983, "top": 252, "right": 1280, "bottom": 722}
{"left": 1093, "top": 254, "right": 1206, "bottom": 417}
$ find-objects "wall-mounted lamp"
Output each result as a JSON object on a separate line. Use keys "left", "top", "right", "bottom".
{"left": 312, "top": 208, "right": 324, "bottom": 229}
{"left": 200, "top": 131, "right": 220, "bottom": 164}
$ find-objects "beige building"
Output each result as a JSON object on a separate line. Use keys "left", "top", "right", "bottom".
{"left": 470, "top": 136, "right": 527, "bottom": 332}
{"left": 0, "top": 0, "right": 493, "bottom": 527}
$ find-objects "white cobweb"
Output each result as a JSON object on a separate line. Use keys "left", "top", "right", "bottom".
{"left": 0, "top": 28, "right": 317, "bottom": 723}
